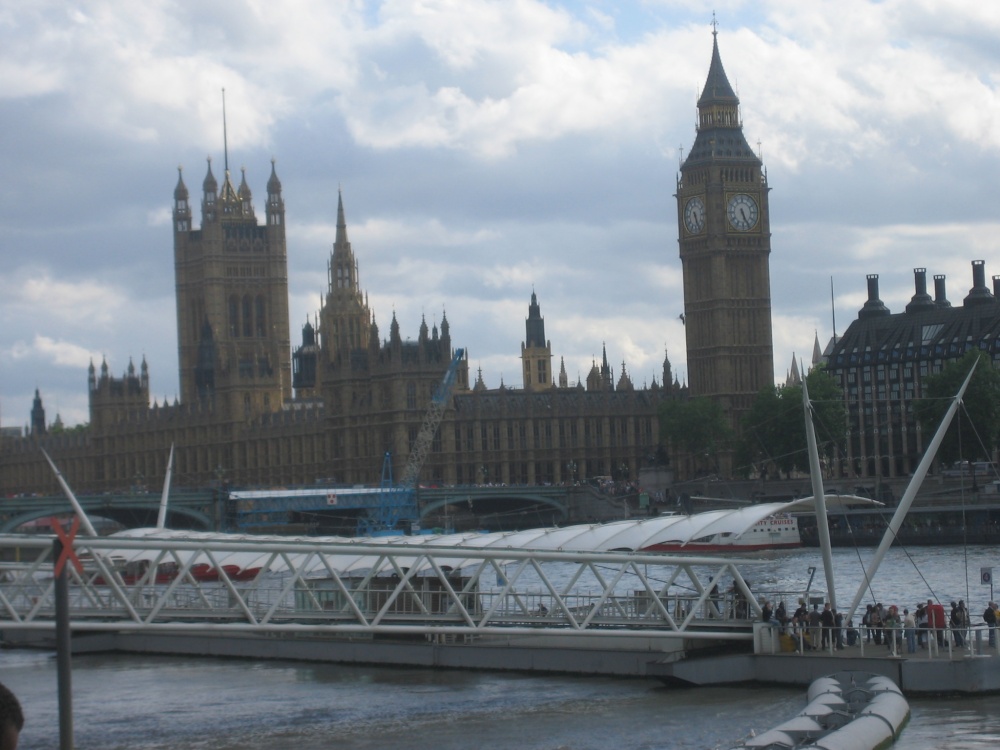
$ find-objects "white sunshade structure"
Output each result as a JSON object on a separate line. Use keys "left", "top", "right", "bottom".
{"left": 17, "top": 449, "right": 881, "bottom": 640}
{"left": 95, "top": 495, "right": 876, "bottom": 579}
{"left": 0, "top": 496, "right": 877, "bottom": 639}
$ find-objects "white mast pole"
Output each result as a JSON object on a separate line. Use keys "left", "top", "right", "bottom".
{"left": 846, "top": 359, "right": 979, "bottom": 622}
{"left": 156, "top": 444, "right": 175, "bottom": 530}
{"left": 42, "top": 449, "right": 99, "bottom": 538}
{"left": 803, "top": 378, "right": 836, "bottom": 613}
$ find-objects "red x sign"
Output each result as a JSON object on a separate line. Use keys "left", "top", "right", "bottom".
{"left": 52, "top": 516, "right": 83, "bottom": 577}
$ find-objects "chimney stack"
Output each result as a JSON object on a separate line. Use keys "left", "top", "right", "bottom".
{"left": 934, "top": 275, "right": 951, "bottom": 307}
{"left": 859, "top": 274, "right": 890, "bottom": 319}
{"left": 905, "top": 267, "right": 934, "bottom": 313}
{"left": 964, "top": 259, "right": 993, "bottom": 306}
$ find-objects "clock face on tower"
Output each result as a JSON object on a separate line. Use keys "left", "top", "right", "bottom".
{"left": 683, "top": 196, "right": 706, "bottom": 234}
{"left": 727, "top": 193, "right": 759, "bottom": 231}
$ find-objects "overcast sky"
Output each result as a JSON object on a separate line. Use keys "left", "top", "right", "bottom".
{"left": 3, "top": 0, "right": 1000, "bottom": 430}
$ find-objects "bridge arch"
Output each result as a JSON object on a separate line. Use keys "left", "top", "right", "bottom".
{"left": 0, "top": 499, "right": 214, "bottom": 534}
{"left": 419, "top": 488, "right": 569, "bottom": 529}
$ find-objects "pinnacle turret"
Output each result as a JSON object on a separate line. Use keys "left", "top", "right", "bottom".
{"left": 202, "top": 157, "right": 217, "bottom": 194}
{"left": 329, "top": 190, "right": 359, "bottom": 295}
{"left": 266, "top": 159, "right": 284, "bottom": 226}
{"left": 336, "top": 190, "right": 348, "bottom": 244}
{"left": 174, "top": 167, "right": 189, "bottom": 201}
{"left": 174, "top": 166, "right": 192, "bottom": 233}
{"left": 267, "top": 158, "right": 282, "bottom": 194}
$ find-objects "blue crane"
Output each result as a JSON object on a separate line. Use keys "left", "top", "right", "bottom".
{"left": 364, "top": 347, "right": 466, "bottom": 535}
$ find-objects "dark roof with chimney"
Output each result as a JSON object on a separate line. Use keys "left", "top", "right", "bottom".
{"left": 826, "top": 262, "right": 1000, "bottom": 370}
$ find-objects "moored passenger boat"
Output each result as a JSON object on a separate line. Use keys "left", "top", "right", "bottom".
{"left": 640, "top": 514, "right": 800, "bottom": 553}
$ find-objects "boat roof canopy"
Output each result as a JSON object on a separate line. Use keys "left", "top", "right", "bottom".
{"left": 99, "top": 496, "right": 877, "bottom": 577}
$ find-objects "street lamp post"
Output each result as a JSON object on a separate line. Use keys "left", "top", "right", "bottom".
{"left": 566, "top": 461, "right": 577, "bottom": 485}
{"left": 213, "top": 465, "right": 228, "bottom": 532}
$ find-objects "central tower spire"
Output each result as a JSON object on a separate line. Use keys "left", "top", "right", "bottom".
{"left": 222, "top": 88, "right": 230, "bottom": 174}
{"left": 697, "top": 28, "right": 740, "bottom": 131}
{"left": 321, "top": 190, "right": 370, "bottom": 358}
{"left": 521, "top": 290, "right": 552, "bottom": 391}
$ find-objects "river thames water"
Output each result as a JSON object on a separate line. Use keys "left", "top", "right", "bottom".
{"left": 4, "top": 545, "right": 1000, "bottom": 749}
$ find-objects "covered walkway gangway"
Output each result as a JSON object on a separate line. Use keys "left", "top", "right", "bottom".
{"left": 0, "top": 529, "right": 791, "bottom": 643}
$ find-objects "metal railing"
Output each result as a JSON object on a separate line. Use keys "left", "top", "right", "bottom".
{"left": 755, "top": 622, "right": 1000, "bottom": 659}
{"left": 0, "top": 534, "right": 768, "bottom": 642}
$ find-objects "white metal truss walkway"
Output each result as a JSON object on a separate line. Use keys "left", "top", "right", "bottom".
{"left": 0, "top": 534, "right": 767, "bottom": 644}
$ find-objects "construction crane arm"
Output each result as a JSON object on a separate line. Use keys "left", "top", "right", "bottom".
{"left": 398, "top": 348, "right": 465, "bottom": 491}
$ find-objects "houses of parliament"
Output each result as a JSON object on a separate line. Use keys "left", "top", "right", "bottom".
{"left": 0, "top": 33, "right": 776, "bottom": 497}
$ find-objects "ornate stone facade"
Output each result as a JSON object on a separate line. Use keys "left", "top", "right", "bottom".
{"left": 676, "top": 32, "right": 774, "bottom": 429}
{"left": 173, "top": 159, "right": 292, "bottom": 418}
{"left": 4, "top": 37, "right": 784, "bottom": 497}
{"left": 1, "top": 182, "right": 674, "bottom": 496}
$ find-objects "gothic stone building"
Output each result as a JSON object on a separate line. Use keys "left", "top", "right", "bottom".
{"left": 2, "top": 34, "right": 772, "bottom": 499}
{"left": 0, "top": 174, "right": 677, "bottom": 498}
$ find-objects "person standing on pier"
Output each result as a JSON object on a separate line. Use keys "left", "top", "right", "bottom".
{"left": 871, "top": 604, "right": 884, "bottom": 646}
{"left": 927, "top": 600, "right": 947, "bottom": 649}
{"left": 820, "top": 603, "right": 835, "bottom": 649}
{"left": 903, "top": 608, "right": 917, "bottom": 654}
{"left": 883, "top": 606, "right": 901, "bottom": 653}
{"left": 845, "top": 616, "right": 859, "bottom": 647}
{"left": 915, "top": 603, "right": 928, "bottom": 648}
{"left": 808, "top": 604, "right": 822, "bottom": 650}
{"left": 950, "top": 601, "right": 966, "bottom": 647}
{"left": 984, "top": 602, "right": 997, "bottom": 647}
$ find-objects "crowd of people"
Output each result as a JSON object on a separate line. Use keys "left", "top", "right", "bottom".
{"left": 758, "top": 597, "right": 999, "bottom": 654}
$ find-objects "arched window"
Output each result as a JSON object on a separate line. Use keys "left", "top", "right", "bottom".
{"left": 242, "top": 296, "right": 253, "bottom": 337}
{"left": 229, "top": 296, "right": 240, "bottom": 337}
{"left": 255, "top": 296, "right": 266, "bottom": 337}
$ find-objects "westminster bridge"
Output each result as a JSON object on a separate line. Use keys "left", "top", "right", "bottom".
{"left": 0, "top": 484, "right": 632, "bottom": 534}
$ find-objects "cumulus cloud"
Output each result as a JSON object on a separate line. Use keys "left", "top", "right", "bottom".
{"left": 32, "top": 335, "right": 96, "bottom": 368}
{"left": 4, "top": 0, "right": 1000, "bottom": 427}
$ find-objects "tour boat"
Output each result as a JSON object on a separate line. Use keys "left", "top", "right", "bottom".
{"left": 189, "top": 563, "right": 241, "bottom": 582}
{"left": 639, "top": 514, "right": 801, "bottom": 553}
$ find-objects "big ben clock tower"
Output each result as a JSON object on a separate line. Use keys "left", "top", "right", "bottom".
{"left": 677, "top": 28, "right": 774, "bottom": 434}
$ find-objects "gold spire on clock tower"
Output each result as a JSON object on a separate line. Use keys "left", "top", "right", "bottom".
{"left": 676, "top": 28, "right": 775, "bottom": 435}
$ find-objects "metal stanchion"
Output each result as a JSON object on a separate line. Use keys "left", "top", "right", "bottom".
{"left": 54, "top": 537, "right": 75, "bottom": 750}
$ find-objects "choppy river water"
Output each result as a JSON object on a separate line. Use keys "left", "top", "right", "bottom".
{"left": 4, "top": 545, "right": 1000, "bottom": 749}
